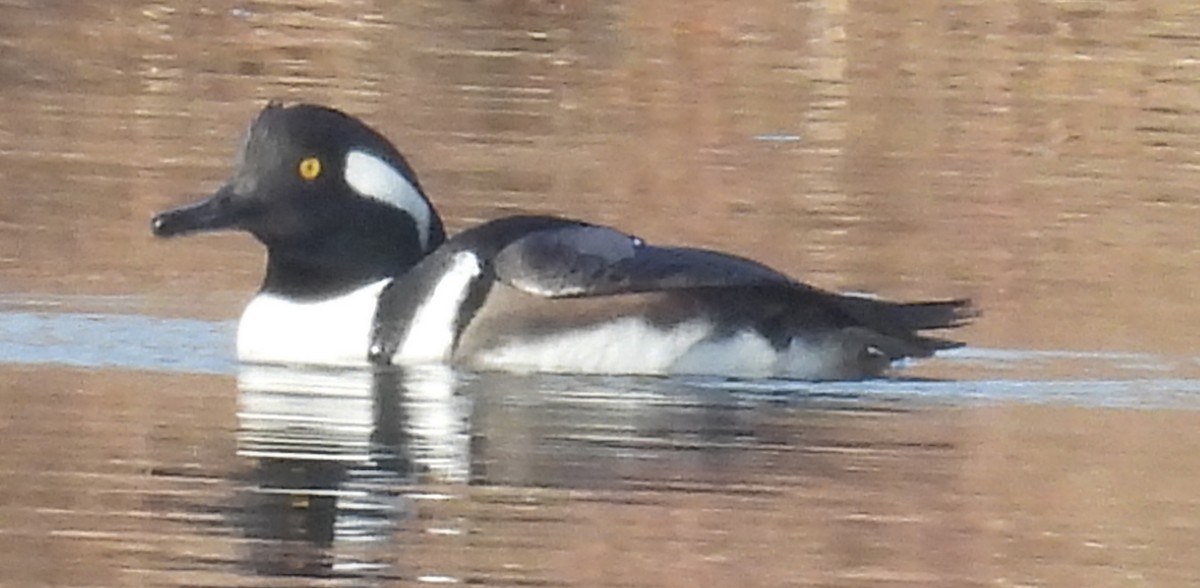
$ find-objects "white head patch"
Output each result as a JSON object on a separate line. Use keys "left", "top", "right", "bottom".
{"left": 344, "top": 149, "right": 433, "bottom": 250}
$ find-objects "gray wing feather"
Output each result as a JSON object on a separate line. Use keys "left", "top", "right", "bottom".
{"left": 493, "top": 225, "right": 794, "bottom": 297}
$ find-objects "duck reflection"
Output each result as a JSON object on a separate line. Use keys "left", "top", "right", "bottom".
{"left": 228, "top": 363, "right": 929, "bottom": 583}
{"left": 228, "top": 363, "right": 778, "bottom": 579}
{"left": 233, "top": 363, "right": 470, "bottom": 579}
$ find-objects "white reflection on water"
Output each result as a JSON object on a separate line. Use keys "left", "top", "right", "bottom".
{"left": 234, "top": 364, "right": 413, "bottom": 579}
{"left": 232, "top": 363, "right": 480, "bottom": 581}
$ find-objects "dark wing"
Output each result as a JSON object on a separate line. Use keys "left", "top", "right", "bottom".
{"left": 489, "top": 223, "right": 976, "bottom": 360}
{"left": 492, "top": 224, "right": 796, "bottom": 297}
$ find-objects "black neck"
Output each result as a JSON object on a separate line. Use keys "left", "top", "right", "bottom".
{"left": 260, "top": 209, "right": 446, "bottom": 300}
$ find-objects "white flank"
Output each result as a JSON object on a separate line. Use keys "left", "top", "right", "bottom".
{"left": 674, "top": 331, "right": 855, "bottom": 379}
{"left": 475, "top": 321, "right": 858, "bottom": 379}
{"left": 672, "top": 330, "right": 778, "bottom": 377}
{"left": 344, "top": 149, "right": 433, "bottom": 250}
{"left": 473, "top": 318, "right": 712, "bottom": 375}
{"left": 394, "top": 252, "right": 483, "bottom": 364}
{"left": 774, "top": 337, "right": 855, "bottom": 380}
{"left": 237, "top": 279, "right": 389, "bottom": 366}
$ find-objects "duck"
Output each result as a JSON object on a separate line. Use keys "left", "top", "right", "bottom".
{"left": 151, "top": 102, "right": 974, "bottom": 380}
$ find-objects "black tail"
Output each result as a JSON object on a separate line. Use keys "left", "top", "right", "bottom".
{"left": 834, "top": 296, "right": 978, "bottom": 356}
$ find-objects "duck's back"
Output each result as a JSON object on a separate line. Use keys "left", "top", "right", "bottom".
{"left": 370, "top": 216, "right": 971, "bottom": 379}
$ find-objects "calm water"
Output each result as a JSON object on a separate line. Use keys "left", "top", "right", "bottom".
{"left": 3, "top": 1, "right": 1200, "bottom": 586}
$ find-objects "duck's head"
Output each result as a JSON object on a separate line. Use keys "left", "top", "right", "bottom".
{"left": 152, "top": 102, "right": 446, "bottom": 296}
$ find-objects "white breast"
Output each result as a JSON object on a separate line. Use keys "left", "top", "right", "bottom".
{"left": 237, "top": 279, "right": 390, "bottom": 366}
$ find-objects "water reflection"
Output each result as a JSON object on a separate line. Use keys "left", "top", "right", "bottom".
{"left": 234, "top": 364, "right": 464, "bottom": 579}
{"left": 1, "top": 343, "right": 1197, "bottom": 586}
{"left": 229, "top": 362, "right": 959, "bottom": 583}
{"left": 220, "top": 357, "right": 1200, "bottom": 585}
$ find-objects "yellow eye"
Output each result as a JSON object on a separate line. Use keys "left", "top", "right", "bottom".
{"left": 298, "top": 157, "right": 322, "bottom": 180}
